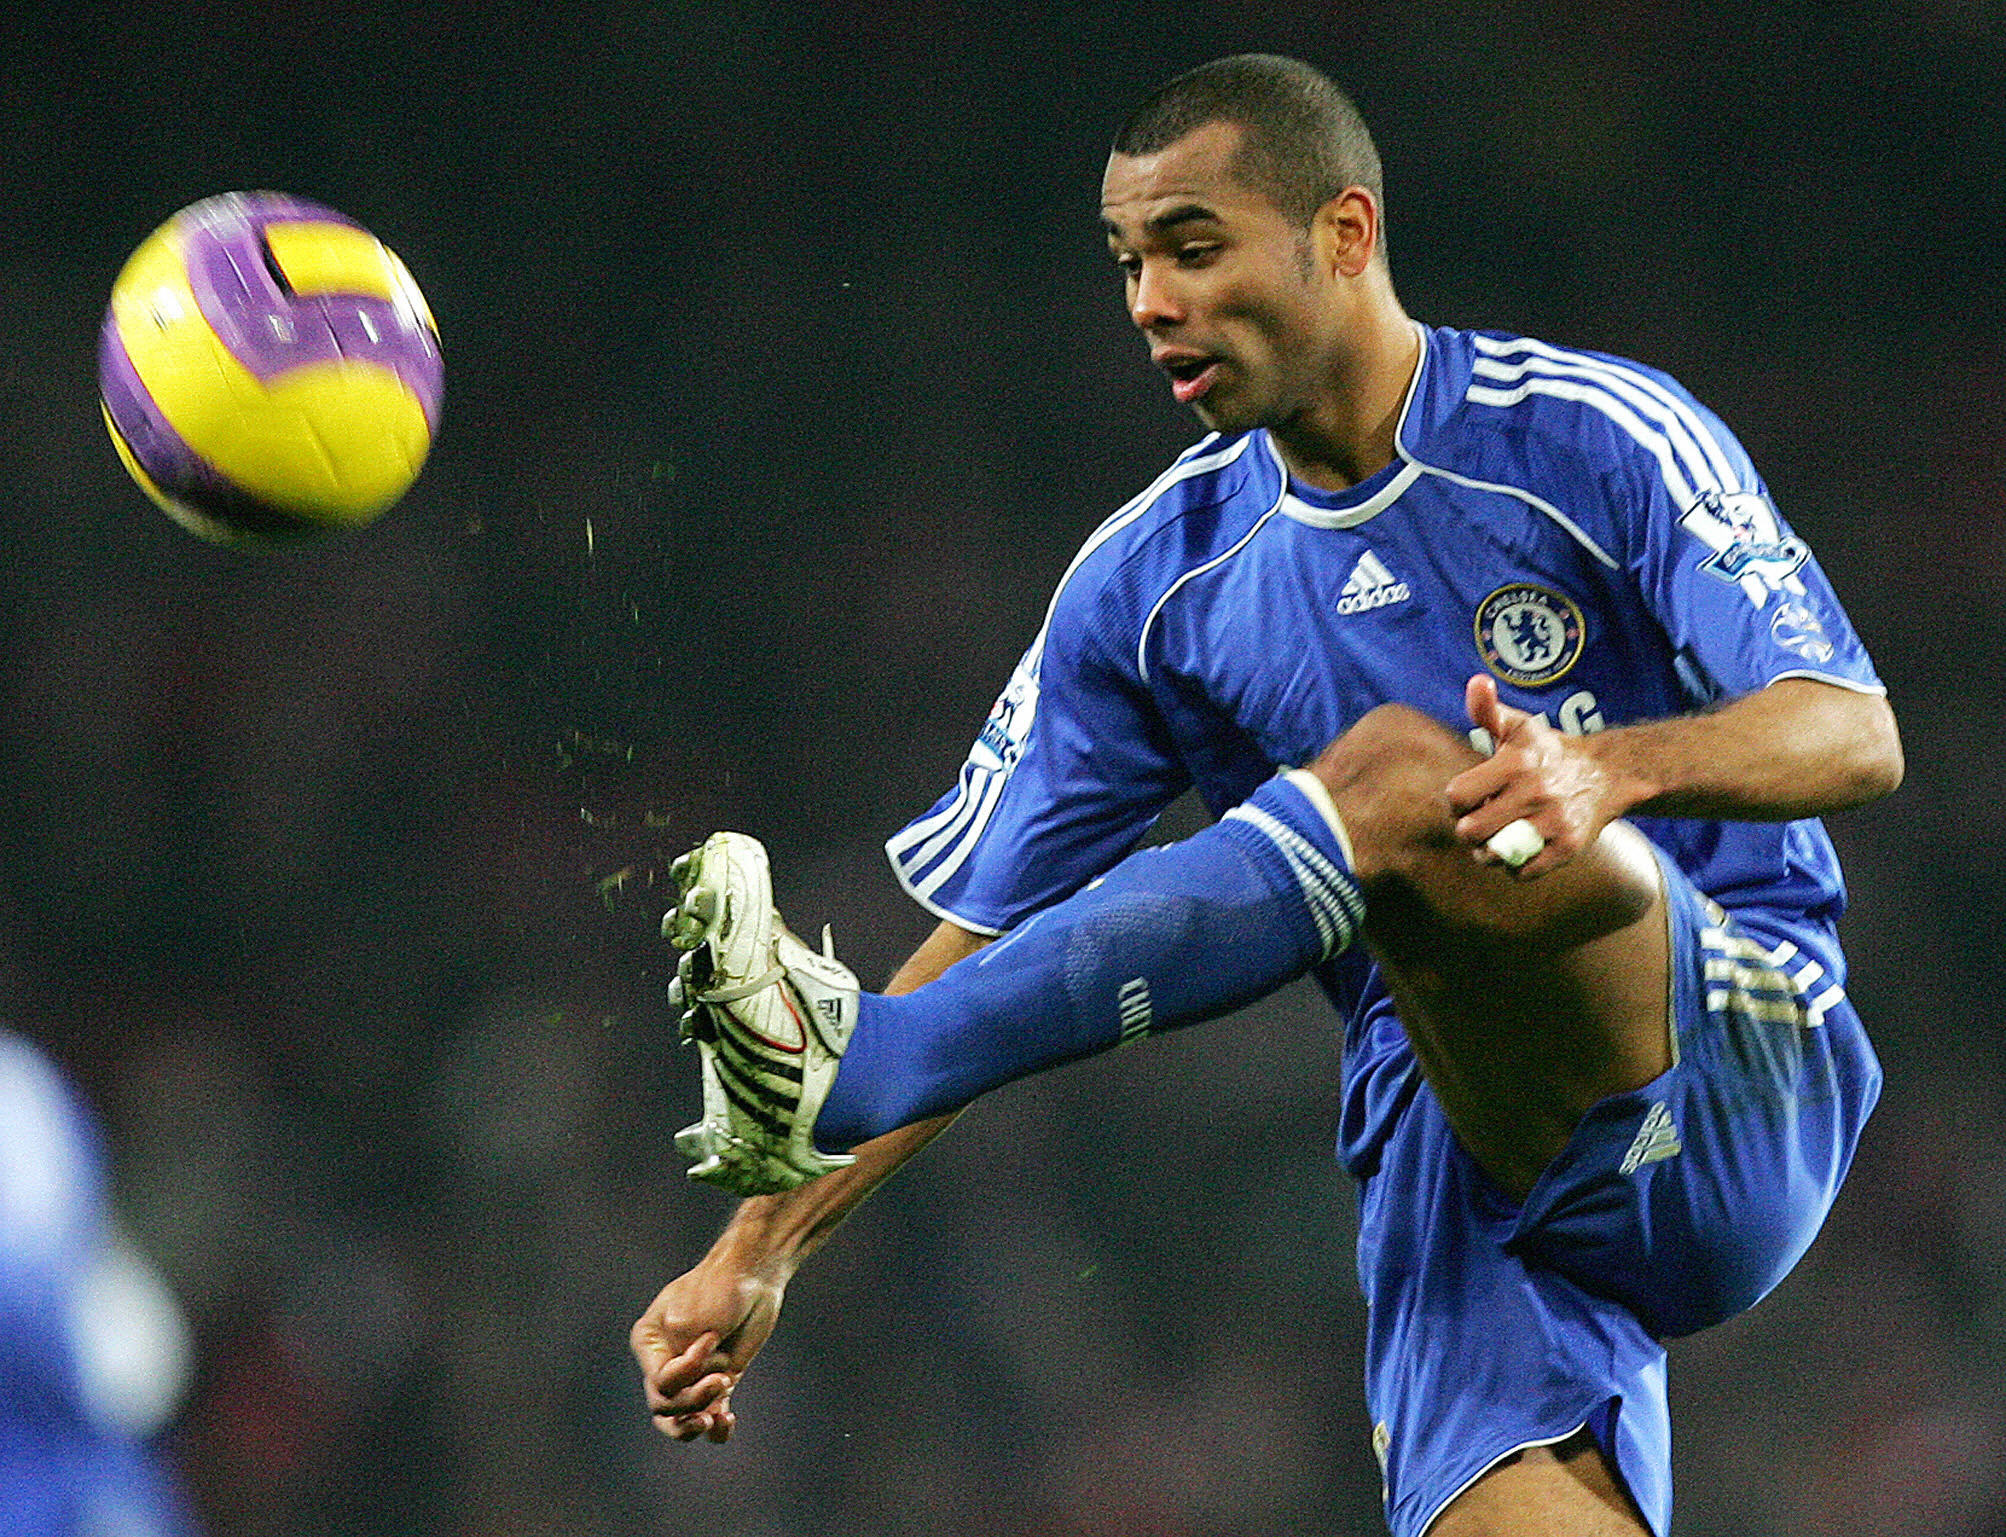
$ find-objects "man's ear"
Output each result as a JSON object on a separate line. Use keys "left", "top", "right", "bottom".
{"left": 1314, "top": 186, "right": 1381, "bottom": 278}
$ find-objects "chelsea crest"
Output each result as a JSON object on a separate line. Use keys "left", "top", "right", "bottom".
{"left": 1475, "top": 583, "right": 1586, "bottom": 688}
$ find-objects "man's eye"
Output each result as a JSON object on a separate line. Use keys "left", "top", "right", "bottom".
{"left": 1113, "top": 254, "right": 1142, "bottom": 279}
{"left": 1175, "top": 243, "right": 1220, "bottom": 266}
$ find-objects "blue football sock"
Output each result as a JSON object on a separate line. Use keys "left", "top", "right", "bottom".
{"left": 816, "top": 770, "right": 1363, "bottom": 1149}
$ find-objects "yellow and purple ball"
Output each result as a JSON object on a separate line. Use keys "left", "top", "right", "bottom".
{"left": 98, "top": 191, "right": 443, "bottom": 545}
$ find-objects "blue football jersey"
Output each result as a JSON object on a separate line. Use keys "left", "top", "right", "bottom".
{"left": 0, "top": 1032, "right": 192, "bottom": 1536}
{"left": 886, "top": 323, "right": 1882, "bottom": 1165}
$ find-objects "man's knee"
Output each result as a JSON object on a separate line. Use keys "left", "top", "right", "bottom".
{"left": 1299, "top": 704, "right": 1658, "bottom": 950}
{"left": 1302, "top": 704, "right": 1477, "bottom": 881}
{"left": 1310, "top": 703, "right": 1479, "bottom": 784}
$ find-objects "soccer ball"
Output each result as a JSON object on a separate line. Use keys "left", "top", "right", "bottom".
{"left": 98, "top": 191, "right": 443, "bottom": 546}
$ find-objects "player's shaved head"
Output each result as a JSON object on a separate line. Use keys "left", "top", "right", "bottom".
{"left": 1114, "top": 55, "right": 1385, "bottom": 248}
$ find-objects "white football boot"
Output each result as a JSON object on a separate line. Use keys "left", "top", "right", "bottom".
{"left": 663, "top": 832, "right": 860, "bottom": 1196}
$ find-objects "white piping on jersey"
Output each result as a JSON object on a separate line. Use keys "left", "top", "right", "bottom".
{"left": 1469, "top": 333, "right": 1746, "bottom": 495}
{"left": 1276, "top": 460, "right": 1425, "bottom": 529}
{"left": 1468, "top": 372, "right": 1711, "bottom": 510}
{"left": 1016, "top": 432, "right": 1253, "bottom": 680}
{"left": 1417, "top": 1423, "right": 1593, "bottom": 1537}
{"left": 1133, "top": 325, "right": 1643, "bottom": 675}
{"left": 1460, "top": 333, "right": 1813, "bottom": 608}
{"left": 888, "top": 434, "right": 1245, "bottom": 865}
{"left": 886, "top": 857, "right": 1005, "bottom": 937}
{"left": 1272, "top": 317, "right": 1432, "bottom": 534}
{"left": 1401, "top": 455, "right": 1622, "bottom": 570}
{"left": 1129, "top": 332, "right": 1435, "bottom": 679}
{"left": 1135, "top": 462, "right": 1289, "bottom": 682}
{"left": 896, "top": 755, "right": 1005, "bottom": 887}
{"left": 908, "top": 759, "right": 1014, "bottom": 902}
{"left": 886, "top": 432, "right": 1257, "bottom": 906}
{"left": 1395, "top": 325, "right": 1625, "bottom": 570}
{"left": 1767, "top": 668, "right": 1887, "bottom": 697}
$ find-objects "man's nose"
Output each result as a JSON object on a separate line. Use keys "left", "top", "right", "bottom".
{"left": 1129, "top": 263, "right": 1185, "bottom": 329}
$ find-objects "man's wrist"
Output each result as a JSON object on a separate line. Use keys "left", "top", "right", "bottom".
{"left": 1578, "top": 727, "right": 1668, "bottom": 822}
{"left": 709, "top": 1197, "right": 810, "bottom": 1281}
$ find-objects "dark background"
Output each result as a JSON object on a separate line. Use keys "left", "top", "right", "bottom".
{"left": 4, "top": 2, "right": 2003, "bottom": 1532}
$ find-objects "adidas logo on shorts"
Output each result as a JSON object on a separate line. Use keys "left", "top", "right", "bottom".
{"left": 1620, "top": 1100, "right": 1683, "bottom": 1175}
{"left": 1336, "top": 549, "right": 1411, "bottom": 614}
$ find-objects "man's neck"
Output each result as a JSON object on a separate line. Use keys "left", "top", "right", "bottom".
{"left": 1272, "top": 303, "right": 1420, "bottom": 493}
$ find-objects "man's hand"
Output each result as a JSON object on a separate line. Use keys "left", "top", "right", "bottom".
{"left": 1447, "top": 674, "right": 1632, "bottom": 880}
{"left": 630, "top": 1257, "right": 785, "bottom": 1442}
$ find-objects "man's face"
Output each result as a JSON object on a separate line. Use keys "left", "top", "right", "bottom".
{"left": 1100, "top": 121, "right": 1338, "bottom": 435}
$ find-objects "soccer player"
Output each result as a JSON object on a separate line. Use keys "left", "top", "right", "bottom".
{"left": 0, "top": 1030, "right": 194, "bottom": 1536}
{"left": 631, "top": 55, "right": 1902, "bottom": 1536}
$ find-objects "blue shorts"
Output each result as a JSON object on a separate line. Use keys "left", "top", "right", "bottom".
{"left": 1351, "top": 847, "right": 1882, "bottom": 1536}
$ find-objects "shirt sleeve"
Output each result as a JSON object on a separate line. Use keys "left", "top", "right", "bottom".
{"left": 1621, "top": 384, "right": 1882, "bottom": 705}
{"left": 885, "top": 562, "right": 1190, "bottom": 935}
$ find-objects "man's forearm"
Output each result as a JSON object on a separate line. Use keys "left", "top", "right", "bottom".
{"left": 1585, "top": 677, "right": 1903, "bottom": 824}
{"left": 705, "top": 1113, "right": 960, "bottom": 1281}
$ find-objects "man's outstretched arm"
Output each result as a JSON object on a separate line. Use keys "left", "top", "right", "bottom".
{"left": 1448, "top": 675, "right": 1903, "bottom": 880}
{"left": 631, "top": 917, "right": 989, "bottom": 1442}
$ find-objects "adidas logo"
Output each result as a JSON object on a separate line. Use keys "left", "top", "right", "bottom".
{"left": 1116, "top": 977, "right": 1154, "bottom": 1043}
{"left": 1619, "top": 1101, "right": 1682, "bottom": 1175}
{"left": 1336, "top": 549, "right": 1411, "bottom": 614}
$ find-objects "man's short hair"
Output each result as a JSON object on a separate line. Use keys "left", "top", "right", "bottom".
{"left": 1113, "top": 54, "right": 1384, "bottom": 238}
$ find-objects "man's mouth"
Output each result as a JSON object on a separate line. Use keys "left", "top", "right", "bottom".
{"left": 1157, "top": 352, "right": 1221, "bottom": 404}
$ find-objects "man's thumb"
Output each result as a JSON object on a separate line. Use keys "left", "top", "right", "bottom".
{"left": 1466, "top": 674, "right": 1503, "bottom": 737}
{"left": 1467, "top": 673, "right": 1535, "bottom": 748}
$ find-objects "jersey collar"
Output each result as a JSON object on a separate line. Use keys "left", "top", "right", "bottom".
{"left": 1393, "top": 320, "right": 1472, "bottom": 462}
{"left": 1272, "top": 320, "right": 1446, "bottom": 529}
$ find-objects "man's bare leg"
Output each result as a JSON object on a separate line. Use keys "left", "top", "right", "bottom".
{"left": 1303, "top": 704, "right": 1668, "bottom": 1526}
{"left": 1431, "top": 1430, "right": 1649, "bottom": 1537}
{"left": 1304, "top": 703, "right": 1672, "bottom": 1198}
